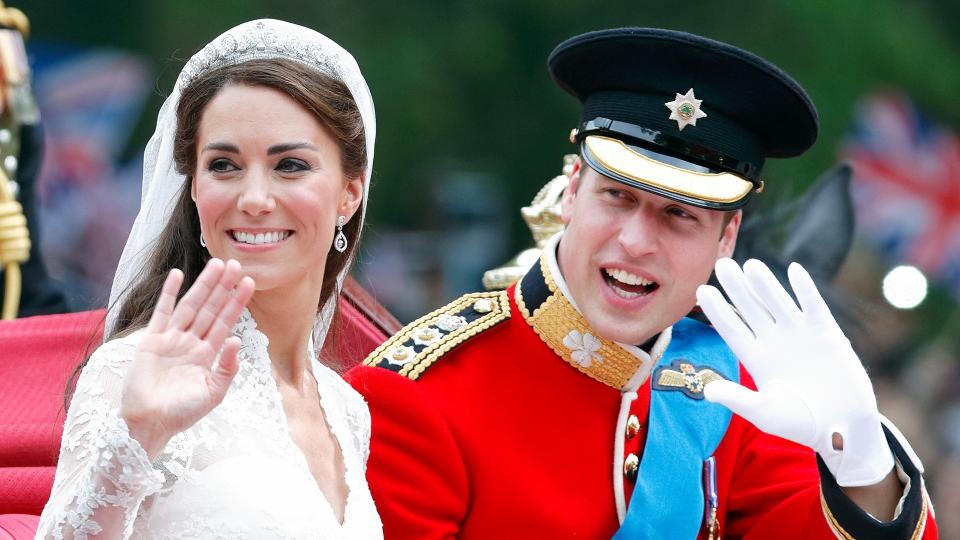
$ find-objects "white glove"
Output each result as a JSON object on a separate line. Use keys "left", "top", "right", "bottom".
{"left": 696, "top": 258, "right": 894, "bottom": 487}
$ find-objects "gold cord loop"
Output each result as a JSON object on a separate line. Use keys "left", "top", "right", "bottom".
{"left": 0, "top": 2, "right": 29, "bottom": 37}
{"left": 0, "top": 168, "right": 27, "bottom": 319}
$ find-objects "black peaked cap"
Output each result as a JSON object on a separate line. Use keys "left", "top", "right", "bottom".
{"left": 548, "top": 28, "right": 819, "bottom": 182}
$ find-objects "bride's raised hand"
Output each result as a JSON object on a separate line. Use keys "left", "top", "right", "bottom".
{"left": 120, "top": 258, "right": 255, "bottom": 459}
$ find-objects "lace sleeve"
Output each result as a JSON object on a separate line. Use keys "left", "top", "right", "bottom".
{"left": 36, "top": 337, "right": 165, "bottom": 540}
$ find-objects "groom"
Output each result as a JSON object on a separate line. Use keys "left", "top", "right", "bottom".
{"left": 347, "top": 28, "right": 935, "bottom": 539}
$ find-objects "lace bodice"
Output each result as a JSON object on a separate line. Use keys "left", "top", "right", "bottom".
{"left": 36, "top": 310, "right": 383, "bottom": 540}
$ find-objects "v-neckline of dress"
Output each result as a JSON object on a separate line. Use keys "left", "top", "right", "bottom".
{"left": 237, "top": 308, "right": 355, "bottom": 529}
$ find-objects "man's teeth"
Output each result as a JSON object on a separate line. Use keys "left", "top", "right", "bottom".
{"left": 232, "top": 231, "right": 290, "bottom": 245}
{"left": 605, "top": 268, "right": 653, "bottom": 286}
{"left": 612, "top": 288, "right": 643, "bottom": 299}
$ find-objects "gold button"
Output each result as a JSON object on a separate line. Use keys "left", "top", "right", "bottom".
{"left": 623, "top": 453, "right": 639, "bottom": 482}
{"left": 625, "top": 415, "right": 641, "bottom": 439}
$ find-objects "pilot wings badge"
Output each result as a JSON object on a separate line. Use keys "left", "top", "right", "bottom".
{"left": 652, "top": 360, "right": 726, "bottom": 400}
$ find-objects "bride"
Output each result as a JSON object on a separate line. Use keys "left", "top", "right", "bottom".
{"left": 36, "top": 19, "right": 382, "bottom": 539}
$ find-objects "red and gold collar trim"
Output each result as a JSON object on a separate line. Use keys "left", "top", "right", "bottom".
{"left": 515, "top": 254, "right": 656, "bottom": 390}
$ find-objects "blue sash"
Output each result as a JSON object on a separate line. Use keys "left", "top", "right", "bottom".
{"left": 613, "top": 317, "right": 739, "bottom": 540}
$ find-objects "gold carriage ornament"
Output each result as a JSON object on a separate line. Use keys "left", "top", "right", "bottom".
{"left": 0, "top": 1, "right": 37, "bottom": 319}
{"left": 482, "top": 154, "right": 576, "bottom": 291}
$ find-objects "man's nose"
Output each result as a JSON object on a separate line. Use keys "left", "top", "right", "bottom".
{"left": 236, "top": 171, "right": 276, "bottom": 216}
{"left": 618, "top": 206, "right": 660, "bottom": 258}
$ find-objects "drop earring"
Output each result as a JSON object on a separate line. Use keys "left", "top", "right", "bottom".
{"left": 334, "top": 215, "right": 348, "bottom": 253}
{"left": 200, "top": 232, "right": 207, "bottom": 248}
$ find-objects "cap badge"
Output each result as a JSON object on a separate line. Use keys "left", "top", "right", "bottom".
{"left": 665, "top": 88, "right": 707, "bottom": 131}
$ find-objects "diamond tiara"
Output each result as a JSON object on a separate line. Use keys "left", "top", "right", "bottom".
{"left": 178, "top": 20, "right": 342, "bottom": 90}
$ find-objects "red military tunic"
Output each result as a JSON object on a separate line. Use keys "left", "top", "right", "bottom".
{"left": 346, "top": 255, "right": 935, "bottom": 539}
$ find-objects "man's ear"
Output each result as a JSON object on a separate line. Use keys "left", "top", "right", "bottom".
{"left": 561, "top": 157, "right": 584, "bottom": 224}
{"left": 717, "top": 209, "right": 742, "bottom": 259}
{"left": 568, "top": 156, "right": 581, "bottom": 180}
{"left": 340, "top": 174, "right": 364, "bottom": 221}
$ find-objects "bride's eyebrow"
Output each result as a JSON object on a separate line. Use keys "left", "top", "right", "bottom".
{"left": 201, "top": 142, "right": 239, "bottom": 154}
{"left": 267, "top": 142, "right": 318, "bottom": 154}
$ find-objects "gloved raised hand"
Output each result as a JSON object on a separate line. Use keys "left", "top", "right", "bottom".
{"left": 696, "top": 258, "right": 894, "bottom": 487}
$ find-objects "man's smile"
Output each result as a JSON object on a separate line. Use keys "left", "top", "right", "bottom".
{"left": 601, "top": 267, "right": 660, "bottom": 299}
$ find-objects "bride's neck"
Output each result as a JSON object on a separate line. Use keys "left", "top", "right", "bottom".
{"left": 247, "top": 288, "right": 322, "bottom": 390}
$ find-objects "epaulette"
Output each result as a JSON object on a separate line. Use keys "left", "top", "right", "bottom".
{"left": 362, "top": 290, "right": 511, "bottom": 380}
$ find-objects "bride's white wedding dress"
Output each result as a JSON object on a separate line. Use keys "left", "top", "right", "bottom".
{"left": 36, "top": 309, "right": 383, "bottom": 540}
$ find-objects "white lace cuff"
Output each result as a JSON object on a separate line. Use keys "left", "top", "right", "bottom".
{"left": 44, "top": 413, "right": 165, "bottom": 540}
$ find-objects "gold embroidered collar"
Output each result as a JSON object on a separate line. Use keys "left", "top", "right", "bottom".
{"left": 515, "top": 255, "right": 651, "bottom": 390}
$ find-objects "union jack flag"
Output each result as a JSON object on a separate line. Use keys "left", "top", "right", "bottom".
{"left": 841, "top": 93, "right": 960, "bottom": 299}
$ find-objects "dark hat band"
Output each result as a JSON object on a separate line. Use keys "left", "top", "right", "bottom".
{"left": 579, "top": 90, "right": 765, "bottom": 183}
